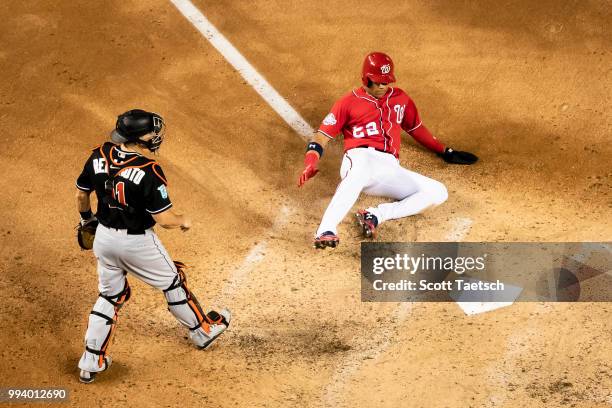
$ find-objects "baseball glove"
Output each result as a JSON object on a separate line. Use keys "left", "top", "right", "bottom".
{"left": 439, "top": 147, "right": 478, "bottom": 165}
{"left": 77, "top": 217, "right": 98, "bottom": 250}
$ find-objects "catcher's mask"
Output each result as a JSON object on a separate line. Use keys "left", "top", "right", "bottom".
{"left": 111, "top": 109, "right": 166, "bottom": 153}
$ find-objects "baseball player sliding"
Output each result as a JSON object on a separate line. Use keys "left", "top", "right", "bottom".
{"left": 75, "top": 110, "right": 230, "bottom": 383}
{"left": 298, "top": 52, "right": 477, "bottom": 249}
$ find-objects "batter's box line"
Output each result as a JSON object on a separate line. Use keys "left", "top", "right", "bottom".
{"left": 212, "top": 205, "right": 292, "bottom": 307}
{"left": 169, "top": 0, "right": 314, "bottom": 139}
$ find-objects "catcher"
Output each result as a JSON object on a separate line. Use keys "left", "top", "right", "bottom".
{"left": 298, "top": 52, "right": 478, "bottom": 248}
{"left": 75, "top": 109, "right": 230, "bottom": 383}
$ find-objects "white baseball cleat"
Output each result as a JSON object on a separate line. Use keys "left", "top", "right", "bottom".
{"left": 193, "top": 308, "right": 231, "bottom": 350}
{"left": 79, "top": 355, "right": 112, "bottom": 384}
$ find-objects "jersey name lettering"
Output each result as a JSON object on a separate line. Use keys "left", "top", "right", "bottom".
{"left": 119, "top": 168, "right": 146, "bottom": 185}
{"left": 93, "top": 158, "right": 106, "bottom": 174}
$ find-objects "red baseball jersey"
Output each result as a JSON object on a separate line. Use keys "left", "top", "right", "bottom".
{"left": 318, "top": 87, "right": 422, "bottom": 158}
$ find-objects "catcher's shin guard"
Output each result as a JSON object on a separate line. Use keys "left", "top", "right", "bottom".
{"left": 78, "top": 280, "right": 131, "bottom": 373}
{"left": 164, "top": 263, "right": 230, "bottom": 348}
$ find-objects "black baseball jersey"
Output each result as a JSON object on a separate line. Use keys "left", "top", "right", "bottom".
{"left": 76, "top": 142, "right": 172, "bottom": 231}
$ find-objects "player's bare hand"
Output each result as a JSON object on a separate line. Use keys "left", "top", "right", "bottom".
{"left": 180, "top": 217, "right": 192, "bottom": 232}
{"left": 298, "top": 152, "right": 320, "bottom": 187}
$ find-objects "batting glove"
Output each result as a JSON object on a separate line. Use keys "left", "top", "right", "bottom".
{"left": 298, "top": 152, "right": 320, "bottom": 187}
{"left": 438, "top": 147, "right": 478, "bottom": 165}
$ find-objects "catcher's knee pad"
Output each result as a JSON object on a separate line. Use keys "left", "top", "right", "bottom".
{"left": 80, "top": 280, "right": 131, "bottom": 372}
{"left": 163, "top": 264, "right": 218, "bottom": 341}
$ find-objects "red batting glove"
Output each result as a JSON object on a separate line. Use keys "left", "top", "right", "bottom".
{"left": 298, "top": 152, "right": 320, "bottom": 187}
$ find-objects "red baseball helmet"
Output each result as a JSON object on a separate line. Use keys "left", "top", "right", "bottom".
{"left": 362, "top": 52, "right": 396, "bottom": 86}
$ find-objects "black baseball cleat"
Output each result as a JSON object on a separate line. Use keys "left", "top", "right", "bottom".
{"left": 79, "top": 356, "right": 112, "bottom": 384}
{"left": 355, "top": 210, "right": 378, "bottom": 239}
{"left": 314, "top": 231, "right": 339, "bottom": 249}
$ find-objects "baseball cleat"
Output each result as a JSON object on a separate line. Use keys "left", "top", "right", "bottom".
{"left": 355, "top": 210, "right": 378, "bottom": 239}
{"left": 314, "top": 231, "right": 339, "bottom": 249}
{"left": 197, "top": 308, "right": 231, "bottom": 350}
{"left": 79, "top": 356, "right": 112, "bottom": 384}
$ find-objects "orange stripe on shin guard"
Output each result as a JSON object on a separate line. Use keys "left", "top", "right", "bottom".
{"left": 174, "top": 266, "right": 213, "bottom": 334}
{"left": 96, "top": 283, "right": 130, "bottom": 368}
{"left": 182, "top": 283, "right": 212, "bottom": 334}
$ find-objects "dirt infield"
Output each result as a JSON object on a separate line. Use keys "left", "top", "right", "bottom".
{"left": 0, "top": 0, "right": 610, "bottom": 407}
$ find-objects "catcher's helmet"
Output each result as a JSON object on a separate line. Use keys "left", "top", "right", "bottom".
{"left": 362, "top": 52, "right": 396, "bottom": 86}
{"left": 111, "top": 109, "right": 165, "bottom": 152}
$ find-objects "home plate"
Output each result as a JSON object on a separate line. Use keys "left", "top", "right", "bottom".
{"left": 455, "top": 301, "right": 515, "bottom": 315}
{"left": 450, "top": 277, "right": 523, "bottom": 315}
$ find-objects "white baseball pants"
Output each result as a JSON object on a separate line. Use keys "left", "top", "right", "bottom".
{"left": 316, "top": 147, "right": 448, "bottom": 236}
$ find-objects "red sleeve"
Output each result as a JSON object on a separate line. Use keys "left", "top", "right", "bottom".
{"left": 400, "top": 98, "right": 422, "bottom": 133}
{"left": 318, "top": 97, "right": 349, "bottom": 139}
{"left": 409, "top": 125, "right": 445, "bottom": 154}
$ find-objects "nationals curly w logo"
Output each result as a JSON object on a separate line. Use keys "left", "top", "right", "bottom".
{"left": 380, "top": 64, "right": 391, "bottom": 74}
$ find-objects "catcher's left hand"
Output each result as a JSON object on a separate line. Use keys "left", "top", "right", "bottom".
{"left": 439, "top": 147, "right": 478, "bottom": 165}
{"left": 77, "top": 216, "right": 98, "bottom": 250}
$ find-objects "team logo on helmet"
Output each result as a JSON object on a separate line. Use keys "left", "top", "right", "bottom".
{"left": 322, "top": 113, "right": 337, "bottom": 126}
{"left": 380, "top": 64, "right": 391, "bottom": 74}
{"left": 152, "top": 116, "right": 164, "bottom": 132}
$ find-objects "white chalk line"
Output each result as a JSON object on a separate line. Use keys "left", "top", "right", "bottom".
{"left": 322, "top": 302, "right": 413, "bottom": 407}
{"left": 322, "top": 218, "right": 474, "bottom": 406}
{"left": 169, "top": 0, "right": 314, "bottom": 139}
{"left": 444, "top": 217, "right": 473, "bottom": 241}
{"left": 483, "top": 328, "right": 536, "bottom": 408}
{"left": 213, "top": 205, "right": 292, "bottom": 307}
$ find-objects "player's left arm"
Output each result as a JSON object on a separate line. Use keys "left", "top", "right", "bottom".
{"left": 408, "top": 124, "right": 445, "bottom": 154}
{"left": 402, "top": 99, "right": 478, "bottom": 165}
{"left": 145, "top": 164, "right": 190, "bottom": 231}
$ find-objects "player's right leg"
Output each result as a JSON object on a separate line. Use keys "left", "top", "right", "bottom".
{"left": 120, "top": 231, "right": 230, "bottom": 349}
{"left": 315, "top": 148, "right": 370, "bottom": 248}
{"left": 78, "top": 226, "right": 131, "bottom": 383}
